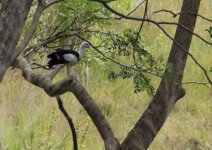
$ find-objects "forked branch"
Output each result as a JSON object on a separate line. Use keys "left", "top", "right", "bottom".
{"left": 12, "top": 55, "right": 120, "bottom": 150}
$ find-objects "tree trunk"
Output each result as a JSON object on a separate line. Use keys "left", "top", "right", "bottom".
{"left": 0, "top": 0, "right": 33, "bottom": 81}
{"left": 120, "top": 0, "right": 201, "bottom": 149}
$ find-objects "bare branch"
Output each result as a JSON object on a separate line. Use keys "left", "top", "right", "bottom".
{"left": 182, "top": 81, "right": 210, "bottom": 85}
{"left": 182, "top": 81, "right": 212, "bottom": 90}
{"left": 151, "top": 9, "right": 212, "bottom": 22}
{"left": 123, "top": 0, "right": 147, "bottom": 18}
{"left": 56, "top": 96, "right": 78, "bottom": 150}
{"left": 137, "top": 0, "right": 148, "bottom": 39}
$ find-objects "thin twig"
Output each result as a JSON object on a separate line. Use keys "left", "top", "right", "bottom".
{"left": 150, "top": 9, "right": 212, "bottom": 22}
{"left": 182, "top": 81, "right": 210, "bottom": 85}
{"left": 125, "top": 0, "right": 147, "bottom": 17}
{"left": 136, "top": 0, "right": 148, "bottom": 39}
{"left": 157, "top": 21, "right": 212, "bottom": 46}
{"left": 154, "top": 23, "right": 212, "bottom": 85}
{"left": 31, "top": 62, "right": 50, "bottom": 70}
{"left": 182, "top": 81, "right": 212, "bottom": 90}
{"left": 56, "top": 96, "right": 78, "bottom": 150}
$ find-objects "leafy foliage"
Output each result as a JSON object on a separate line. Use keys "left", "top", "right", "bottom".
{"left": 87, "top": 28, "right": 165, "bottom": 95}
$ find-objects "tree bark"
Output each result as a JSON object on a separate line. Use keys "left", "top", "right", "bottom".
{"left": 0, "top": 0, "right": 33, "bottom": 81}
{"left": 120, "top": 0, "right": 201, "bottom": 149}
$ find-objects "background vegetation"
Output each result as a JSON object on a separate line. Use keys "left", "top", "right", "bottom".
{"left": 0, "top": 0, "right": 211, "bottom": 149}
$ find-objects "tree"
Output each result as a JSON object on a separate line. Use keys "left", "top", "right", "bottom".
{"left": 0, "top": 0, "right": 211, "bottom": 149}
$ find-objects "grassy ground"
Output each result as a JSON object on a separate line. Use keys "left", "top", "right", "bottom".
{"left": 0, "top": 0, "right": 211, "bottom": 149}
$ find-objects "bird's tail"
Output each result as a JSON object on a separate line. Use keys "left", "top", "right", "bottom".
{"left": 48, "top": 59, "right": 56, "bottom": 69}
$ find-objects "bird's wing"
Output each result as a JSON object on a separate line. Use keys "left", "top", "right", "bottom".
{"left": 55, "top": 48, "right": 78, "bottom": 55}
{"left": 47, "top": 52, "right": 57, "bottom": 58}
{"left": 55, "top": 48, "right": 79, "bottom": 60}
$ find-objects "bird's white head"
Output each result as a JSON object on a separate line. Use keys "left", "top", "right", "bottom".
{"left": 80, "top": 41, "right": 91, "bottom": 49}
{"left": 79, "top": 41, "right": 91, "bottom": 59}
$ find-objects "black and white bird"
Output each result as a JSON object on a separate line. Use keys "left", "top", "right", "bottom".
{"left": 47, "top": 41, "right": 90, "bottom": 68}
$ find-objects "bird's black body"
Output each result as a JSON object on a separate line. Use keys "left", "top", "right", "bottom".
{"left": 47, "top": 41, "right": 90, "bottom": 69}
{"left": 47, "top": 48, "right": 80, "bottom": 68}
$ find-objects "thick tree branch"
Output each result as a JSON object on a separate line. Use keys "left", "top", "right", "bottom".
{"left": 12, "top": 55, "right": 120, "bottom": 150}
{"left": 120, "top": 0, "right": 201, "bottom": 149}
{"left": 0, "top": 0, "right": 65, "bottom": 81}
{"left": 0, "top": 0, "right": 33, "bottom": 81}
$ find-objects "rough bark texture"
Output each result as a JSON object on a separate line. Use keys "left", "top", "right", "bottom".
{"left": 120, "top": 0, "right": 201, "bottom": 149}
{"left": 0, "top": 0, "right": 33, "bottom": 81}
